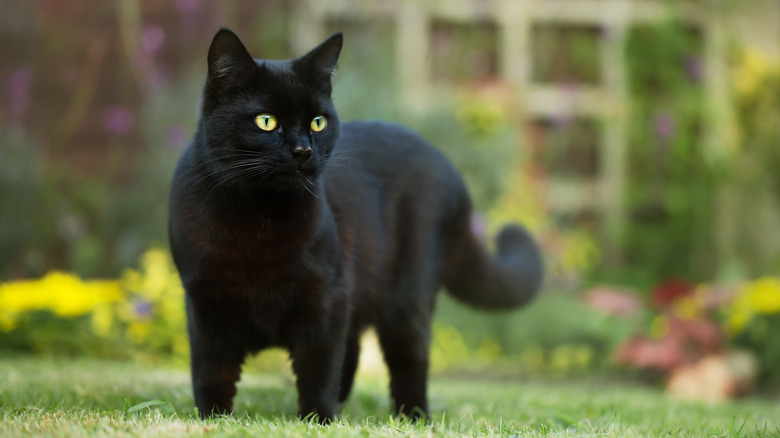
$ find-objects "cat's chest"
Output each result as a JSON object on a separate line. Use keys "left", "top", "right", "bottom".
{"left": 183, "top": 211, "right": 331, "bottom": 335}
{"left": 187, "top": 198, "right": 306, "bottom": 251}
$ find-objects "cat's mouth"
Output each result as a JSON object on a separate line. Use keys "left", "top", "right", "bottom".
{"left": 294, "top": 159, "right": 320, "bottom": 178}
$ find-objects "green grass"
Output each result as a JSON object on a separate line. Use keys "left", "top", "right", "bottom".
{"left": 1, "top": 357, "right": 778, "bottom": 437}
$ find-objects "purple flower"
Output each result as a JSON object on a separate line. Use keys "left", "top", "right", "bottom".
{"left": 135, "top": 300, "right": 154, "bottom": 318}
{"left": 141, "top": 25, "right": 166, "bottom": 54}
{"left": 6, "top": 67, "right": 31, "bottom": 121}
{"left": 684, "top": 55, "right": 703, "bottom": 82}
{"left": 166, "top": 124, "right": 188, "bottom": 149}
{"left": 654, "top": 111, "right": 675, "bottom": 141}
{"left": 102, "top": 106, "right": 135, "bottom": 136}
{"left": 174, "top": 0, "right": 200, "bottom": 13}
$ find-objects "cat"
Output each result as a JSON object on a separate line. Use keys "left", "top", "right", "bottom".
{"left": 168, "top": 28, "right": 543, "bottom": 423}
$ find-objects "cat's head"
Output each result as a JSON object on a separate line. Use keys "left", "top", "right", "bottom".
{"left": 198, "top": 28, "right": 342, "bottom": 192}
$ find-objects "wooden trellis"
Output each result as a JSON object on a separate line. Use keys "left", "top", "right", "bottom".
{"left": 292, "top": 0, "right": 732, "bottom": 265}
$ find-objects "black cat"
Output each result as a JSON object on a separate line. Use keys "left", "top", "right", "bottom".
{"left": 168, "top": 28, "right": 543, "bottom": 422}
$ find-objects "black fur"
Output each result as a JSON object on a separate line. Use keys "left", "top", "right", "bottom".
{"left": 168, "top": 28, "right": 543, "bottom": 422}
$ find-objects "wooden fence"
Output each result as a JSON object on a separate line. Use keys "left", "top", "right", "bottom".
{"left": 291, "top": 0, "right": 739, "bottom": 266}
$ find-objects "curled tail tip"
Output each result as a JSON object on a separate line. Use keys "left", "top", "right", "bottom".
{"left": 496, "top": 224, "right": 536, "bottom": 252}
{"left": 496, "top": 223, "right": 545, "bottom": 300}
{"left": 444, "top": 221, "right": 545, "bottom": 310}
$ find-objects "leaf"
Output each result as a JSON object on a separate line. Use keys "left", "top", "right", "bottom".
{"left": 126, "top": 399, "right": 169, "bottom": 414}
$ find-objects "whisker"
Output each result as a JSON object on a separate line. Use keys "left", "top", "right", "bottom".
{"left": 303, "top": 177, "right": 321, "bottom": 200}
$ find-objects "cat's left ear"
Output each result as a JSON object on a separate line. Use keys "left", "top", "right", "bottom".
{"left": 296, "top": 32, "right": 343, "bottom": 84}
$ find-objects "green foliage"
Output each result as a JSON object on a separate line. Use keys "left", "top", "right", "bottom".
{"left": 0, "top": 128, "right": 57, "bottom": 278}
{"left": 433, "top": 292, "right": 644, "bottom": 373}
{"left": 733, "top": 49, "right": 780, "bottom": 196}
{"left": 729, "top": 49, "right": 780, "bottom": 274}
{"left": 622, "top": 21, "right": 718, "bottom": 283}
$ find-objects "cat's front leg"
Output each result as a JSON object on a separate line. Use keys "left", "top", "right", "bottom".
{"left": 186, "top": 297, "right": 246, "bottom": 419}
{"left": 288, "top": 316, "right": 348, "bottom": 423}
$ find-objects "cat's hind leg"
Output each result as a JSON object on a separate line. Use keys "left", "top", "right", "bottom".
{"left": 338, "top": 332, "right": 361, "bottom": 404}
{"left": 376, "top": 312, "right": 432, "bottom": 420}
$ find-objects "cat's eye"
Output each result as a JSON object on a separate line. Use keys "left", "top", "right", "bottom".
{"left": 310, "top": 116, "right": 327, "bottom": 132}
{"left": 255, "top": 114, "right": 278, "bottom": 131}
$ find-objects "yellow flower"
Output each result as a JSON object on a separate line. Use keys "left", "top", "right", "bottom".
{"left": 672, "top": 295, "right": 703, "bottom": 320}
{"left": 726, "top": 310, "right": 751, "bottom": 336}
{"left": 0, "top": 272, "right": 122, "bottom": 331}
{"left": 455, "top": 96, "right": 507, "bottom": 136}
{"left": 90, "top": 302, "right": 116, "bottom": 338}
{"left": 121, "top": 248, "right": 184, "bottom": 302}
{"left": 489, "top": 169, "right": 545, "bottom": 232}
{"left": 734, "top": 48, "right": 771, "bottom": 97}
{"left": 746, "top": 277, "right": 780, "bottom": 315}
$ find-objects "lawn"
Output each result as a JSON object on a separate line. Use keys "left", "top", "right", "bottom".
{"left": 1, "top": 357, "right": 778, "bottom": 437}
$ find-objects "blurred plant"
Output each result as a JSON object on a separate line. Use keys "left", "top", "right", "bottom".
{"left": 621, "top": 21, "right": 718, "bottom": 284}
{"left": 733, "top": 48, "right": 780, "bottom": 194}
{"left": 615, "top": 282, "right": 725, "bottom": 376}
{"left": 614, "top": 46, "right": 780, "bottom": 386}
{"left": 0, "top": 248, "right": 187, "bottom": 362}
{"left": 434, "top": 292, "right": 639, "bottom": 375}
{"left": 729, "top": 48, "right": 780, "bottom": 273}
{"left": 117, "top": 247, "right": 188, "bottom": 361}
{"left": 648, "top": 278, "right": 694, "bottom": 310}
{"left": 430, "top": 319, "right": 597, "bottom": 376}
{"left": 0, "top": 272, "right": 122, "bottom": 333}
{"left": 612, "top": 277, "right": 780, "bottom": 397}
{"left": 441, "top": 93, "right": 520, "bottom": 211}
{"left": 0, "top": 271, "right": 125, "bottom": 356}
{"left": 0, "top": 126, "right": 59, "bottom": 278}
{"left": 724, "top": 276, "right": 780, "bottom": 383}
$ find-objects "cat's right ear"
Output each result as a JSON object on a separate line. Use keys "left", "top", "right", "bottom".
{"left": 207, "top": 28, "right": 256, "bottom": 97}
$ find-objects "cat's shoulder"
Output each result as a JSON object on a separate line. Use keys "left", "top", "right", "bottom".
{"left": 339, "top": 120, "right": 432, "bottom": 153}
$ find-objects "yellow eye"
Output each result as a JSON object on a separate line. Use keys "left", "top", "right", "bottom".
{"left": 310, "top": 116, "right": 327, "bottom": 132}
{"left": 255, "top": 114, "right": 278, "bottom": 131}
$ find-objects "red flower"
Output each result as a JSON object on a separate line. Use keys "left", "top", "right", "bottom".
{"left": 650, "top": 278, "right": 694, "bottom": 310}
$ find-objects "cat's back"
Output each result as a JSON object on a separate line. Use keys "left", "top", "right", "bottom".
{"left": 324, "top": 120, "right": 469, "bottom": 242}
{"left": 329, "top": 120, "right": 462, "bottom": 191}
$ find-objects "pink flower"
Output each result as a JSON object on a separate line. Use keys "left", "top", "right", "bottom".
{"left": 6, "top": 67, "right": 31, "bottom": 122}
{"left": 654, "top": 111, "right": 675, "bottom": 141}
{"left": 684, "top": 55, "right": 703, "bottom": 82}
{"left": 142, "top": 25, "right": 166, "bottom": 54}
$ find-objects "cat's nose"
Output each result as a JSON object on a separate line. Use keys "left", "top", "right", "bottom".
{"left": 292, "top": 145, "right": 312, "bottom": 164}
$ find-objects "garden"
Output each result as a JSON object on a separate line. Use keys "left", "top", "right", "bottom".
{"left": 1, "top": 1, "right": 780, "bottom": 436}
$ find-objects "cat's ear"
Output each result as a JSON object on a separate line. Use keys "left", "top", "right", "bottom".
{"left": 296, "top": 32, "right": 343, "bottom": 84}
{"left": 207, "top": 28, "right": 256, "bottom": 96}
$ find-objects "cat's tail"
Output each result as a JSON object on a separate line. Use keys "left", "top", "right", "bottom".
{"left": 443, "top": 223, "right": 543, "bottom": 310}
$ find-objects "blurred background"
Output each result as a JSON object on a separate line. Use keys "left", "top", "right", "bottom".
{"left": 1, "top": 0, "right": 779, "bottom": 402}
